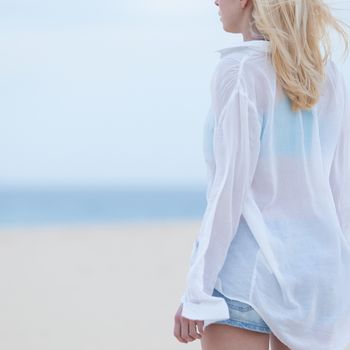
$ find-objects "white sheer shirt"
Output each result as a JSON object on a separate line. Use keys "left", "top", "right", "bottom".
{"left": 180, "top": 39, "right": 350, "bottom": 350}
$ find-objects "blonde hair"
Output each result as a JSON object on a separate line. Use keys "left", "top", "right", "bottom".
{"left": 249, "top": 0, "right": 350, "bottom": 112}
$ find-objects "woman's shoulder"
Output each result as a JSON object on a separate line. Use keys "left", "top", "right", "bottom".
{"left": 209, "top": 54, "right": 244, "bottom": 111}
{"left": 211, "top": 42, "right": 273, "bottom": 104}
{"left": 212, "top": 40, "right": 272, "bottom": 83}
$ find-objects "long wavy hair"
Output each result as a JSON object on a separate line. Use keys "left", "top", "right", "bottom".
{"left": 249, "top": 0, "right": 350, "bottom": 111}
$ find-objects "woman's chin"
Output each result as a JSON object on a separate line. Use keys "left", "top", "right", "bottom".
{"left": 222, "top": 24, "right": 231, "bottom": 32}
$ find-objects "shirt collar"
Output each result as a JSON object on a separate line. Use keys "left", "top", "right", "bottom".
{"left": 215, "top": 39, "right": 271, "bottom": 57}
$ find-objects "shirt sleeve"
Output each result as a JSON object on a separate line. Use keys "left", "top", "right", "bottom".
{"left": 329, "top": 75, "right": 350, "bottom": 245}
{"left": 180, "top": 58, "right": 262, "bottom": 328}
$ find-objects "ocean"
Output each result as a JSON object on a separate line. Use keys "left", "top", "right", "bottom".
{"left": 0, "top": 186, "right": 206, "bottom": 227}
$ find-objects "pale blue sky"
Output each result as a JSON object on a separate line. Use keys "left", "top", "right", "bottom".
{"left": 0, "top": 0, "right": 349, "bottom": 188}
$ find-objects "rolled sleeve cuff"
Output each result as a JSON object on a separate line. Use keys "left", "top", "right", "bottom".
{"left": 181, "top": 297, "right": 230, "bottom": 330}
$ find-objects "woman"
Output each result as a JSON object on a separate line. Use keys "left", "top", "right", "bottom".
{"left": 173, "top": 0, "right": 350, "bottom": 349}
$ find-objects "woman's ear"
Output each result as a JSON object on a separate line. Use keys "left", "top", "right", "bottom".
{"left": 240, "top": 0, "right": 251, "bottom": 9}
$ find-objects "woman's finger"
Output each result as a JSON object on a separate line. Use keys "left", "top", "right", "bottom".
{"left": 173, "top": 314, "right": 187, "bottom": 343}
{"left": 181, "top": 317, "right": 196, "bottom": 342}
{"left": 196, "top": 320, "right": 204, "bottom": 335}
{"left": 189, "top": 320, "right": 202, "bottom": 340}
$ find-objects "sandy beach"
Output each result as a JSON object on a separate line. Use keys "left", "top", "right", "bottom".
{"left": 1, "top": 221, "right": 349, "bottom": 350}
{"left": 0, "top": 220, "right": 202, "bottom": 350}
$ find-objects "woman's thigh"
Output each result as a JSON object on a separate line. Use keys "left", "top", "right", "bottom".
{"left": 201, "top": 323, "right": 270, "bottom": 350}
{"left": 270, "top": 333, "right": 291, "bottom": 350}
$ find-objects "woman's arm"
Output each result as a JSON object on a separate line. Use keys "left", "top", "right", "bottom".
{"left": 180, "top": 57, "right": 263, "bottom": 328}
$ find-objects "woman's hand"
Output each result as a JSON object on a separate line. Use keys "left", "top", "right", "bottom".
{"left": 173, "top": 303, "right": 204, "bottom": 343}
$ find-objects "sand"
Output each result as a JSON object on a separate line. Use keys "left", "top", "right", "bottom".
{"left": 0, "top": 221, "right": 349, "bottom": 350}
{"left": 0, "top": 220, "right": 201, "bottom": 350}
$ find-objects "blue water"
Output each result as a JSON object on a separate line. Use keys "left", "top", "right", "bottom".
{"left": 0, "top": 186, "right": 206, "bottom": 227}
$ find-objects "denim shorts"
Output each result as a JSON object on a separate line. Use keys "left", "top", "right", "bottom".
{"left": 211, "top": 288, "right": 271, "bottom": 334}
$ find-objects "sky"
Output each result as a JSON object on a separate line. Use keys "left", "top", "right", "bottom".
{"left": 0, "top": 0, "right": 349, "bottom": 188}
